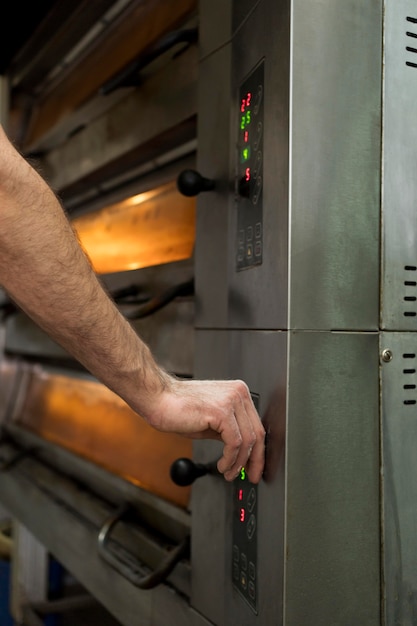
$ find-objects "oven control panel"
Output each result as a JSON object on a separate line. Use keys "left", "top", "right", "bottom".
{"left": 232, "top": 395, "right": 259, "bottom": 613}
{"left": 236, "top": 61, "right": 264, "bottom": 271}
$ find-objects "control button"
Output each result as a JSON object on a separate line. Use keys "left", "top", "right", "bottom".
{"left": 246, "top": 244, "right": 253, "bottom": 260}
{"left": 238, "top": 176, "right": 251, "bottom": 199}
{"left": 255, "top": 241, "right": 262, "bottom": 257}
{"left": 240, "top": 571, "right": 248, "bottom": 590}
{"left": 249, "top": 561, "right": 256, "bottom": 581}
{"left": 254, "top": 121, "right": 263, "bottom": 151}
{"left": 249, "top": 581, "right": 256, "bottom": 600}
{"left": 252, "top": 176, "right": 262, "bottom": 205}
{"left": 233, "top": 563, "right": 239, "bottom": 581}
{"left": 247, "top": 513, "right": 256, "bottom": 540}
{"left": 246, "top": 226, "right": 253, "bottom": 241}
{"left": 247, "top": 487, "right": 256, "bottom": 513}
{"left": 255, "top": 222, "right": 262, "bottom": 239}
{"left": 233, "top": 545, "right": 239, "bottom": 563}
{"left": 253, "top": 151, "right": 262, "bottom": 179}
{"left": 254, "top": 84, "right": 263, "bottom": 115}
{"left": 241, "top": 553, "right": 247, "bottom": 571}
{"left": 237, "top": 247, "right": 245, "bottom": 263}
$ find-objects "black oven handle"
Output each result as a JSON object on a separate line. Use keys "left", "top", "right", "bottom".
{"left": 97, "top": 503, "right": 190, "bottom": 590}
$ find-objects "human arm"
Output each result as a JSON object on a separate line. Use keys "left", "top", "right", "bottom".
{"left": 0, "top": 126, "right": 265, "bottom": 483}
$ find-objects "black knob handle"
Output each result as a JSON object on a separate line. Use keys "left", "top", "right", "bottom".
{"left": 170, "top": 457, "right": 212, "bottom": 486}
{"left": 177, "top": 169, "right": 216, "bottom": 197}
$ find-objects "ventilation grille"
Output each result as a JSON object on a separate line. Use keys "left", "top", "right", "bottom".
{"left": 403, "top": 351, "right": 417, "bottom": 405}
{"left": 406, "top": 16, "right": 417, "bottom": 67}
{"left": 403, "top": 266, "right": 417, "bottom": 317}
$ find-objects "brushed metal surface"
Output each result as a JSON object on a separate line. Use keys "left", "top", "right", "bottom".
{"left": 197, "top": 0, "right": 381, "bottom": 332}
{"left": 285, "top": 331, "right": 380, "bottom": 625}
{"left": 194, "top": 43, "right": 232, "bottom": 328}
{"left": 199, "top": 0, "right": 232, "bottom": 60}
{"left": 192, "top": 329, "right": 287, "bottom": 626}
{"left": 381, "top": 332, "right": 417, "bottom": 625}
{"left": 381, "top": 0, "right": 417, "bottom": 331}
{"left": 289, "top": 0, "right": 381, "bottom": 331}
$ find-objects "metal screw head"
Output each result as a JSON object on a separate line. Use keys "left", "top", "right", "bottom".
{"left": 381, "top": 349, "right": 393, "bottom": 363}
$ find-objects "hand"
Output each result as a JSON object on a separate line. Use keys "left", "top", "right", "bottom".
{"left": 144, "top": 377, "right": 266, "bottom": 484}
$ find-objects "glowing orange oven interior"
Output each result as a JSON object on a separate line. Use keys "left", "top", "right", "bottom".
{"left": 72, "top": 180, "right": 196, "bottom": 274}
{"left": 16, "top": 369, "right": 192, "bottom": 508}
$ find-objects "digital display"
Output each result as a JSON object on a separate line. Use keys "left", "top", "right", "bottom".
{"left": 236, "top": 61, "right": 264, "bottom": 271}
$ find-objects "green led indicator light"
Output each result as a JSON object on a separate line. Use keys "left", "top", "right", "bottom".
{"left": 241, "top": 111, "right": 251, "bottom": 130}
{"left": 242, "top": 147, "right": 250, "bottom": 161}
{"left": 240, "top": 467, "right": 246, "bottom": 481}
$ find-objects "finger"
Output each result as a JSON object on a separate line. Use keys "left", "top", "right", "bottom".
{"left": 216, "top": 418, "right": 241, "bottom": 477}
{"left": 219, "top": 383, "right": 259, "bottom": 481}
{"left": 240, "top": 391, "right": 265, "bottom": 484}
{"left": 244, "top": 429, "right": 265, "bottom": 484}
{"left": 222, "top": 414, "right": 254, "bottom": 481}
{"left": 222, "top": 386, "right": 265, "bottom": 483}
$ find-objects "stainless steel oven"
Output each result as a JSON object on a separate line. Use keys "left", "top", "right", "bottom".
{"left": 1, "top": 0, "right": 417, "bottom": 624}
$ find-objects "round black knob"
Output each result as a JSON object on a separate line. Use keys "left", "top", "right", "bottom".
{"left": 177, "top": 169, "right": 216, "bottom": 197}
{"left": 237, "top": 176, "right": 251, "bottom": 198}
{"left": 170, "top": 457, "right": 211, "bottom": 486}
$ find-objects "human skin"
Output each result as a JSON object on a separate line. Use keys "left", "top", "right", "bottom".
{"left": 0, "top": 125, "right": 265, "bottom": 483}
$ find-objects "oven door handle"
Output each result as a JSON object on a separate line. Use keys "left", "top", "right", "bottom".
{"left": 97, "top": 503, "right": 190, "bottom": 590}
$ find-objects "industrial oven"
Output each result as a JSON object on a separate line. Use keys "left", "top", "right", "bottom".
{"left": 0, "top": 0, "right": 416, "bottom": 624}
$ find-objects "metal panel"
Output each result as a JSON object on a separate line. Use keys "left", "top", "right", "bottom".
{"left": 197, "top": 0, "right": 381, "bottom": 332}
{"left": 285, "top": 331, "right": 380, "bottom": 625}
{"left": 289, "top": 0, "right": 382, "bottom": 331}
{"left": 199, "top": 0, "right": 232, "bottom": 59}
{"left": 195, "top": 0, "right": 291, "bottom": 330}
{"left": 194, "top": 44, "right": 232, "bottom": 328}
{"left": 0, "top": 459, "right": 206, "bottom": 626}
{"left": 192, "top": 329, "right": 380, "bottom": 625}
{"left": 40, "top": 44, "right": 198, "bottom": 195}
{"left": 381, "top": 332, "right": 417, "bottom": 625}
{"left": 227, "top": 0, "right": 290, "bottom": 330}
{"left": 381, "top": 1, "right": 417, "bottom": 330}
{"left": 192, "top": 329, "right": 287, "bottom": 626}
{"left": 232, "top": 1, "right": 262, "bottom": 34}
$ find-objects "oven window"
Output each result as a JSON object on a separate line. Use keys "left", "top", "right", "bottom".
{"left": 72, "top": 180, "right": 196, "bottom": 274}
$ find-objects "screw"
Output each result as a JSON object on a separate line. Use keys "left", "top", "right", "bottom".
{"left": 381, "top": 349, "right": 393, "bottom": 363}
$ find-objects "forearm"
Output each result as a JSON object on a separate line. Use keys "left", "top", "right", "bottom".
{"left": 0, "top": 129, "right": 169, "bottom": 416}
{"left": 0, "top": 127, "right": 265, "bottom": 483}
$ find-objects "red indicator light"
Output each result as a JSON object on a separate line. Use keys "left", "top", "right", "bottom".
{"left": 241, "top": 98, "right": 246, "bottom": 113}
{"left": 238, "top": 489, "right": 243, "bottom": 501}
{"left": 246, "top": 92, "right": 252, "bottom": 106}
{"left": 240, "top": 508, "right": 245, "bottom": 523}
{"left": 244, "top": 131, "right": 249, "bottom": 143}
{"left": 245, "top": 168, "right": 251, "bottom": 182}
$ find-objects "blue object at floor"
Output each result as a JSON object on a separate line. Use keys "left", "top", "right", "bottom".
{"left": 0, "top": 559, "right": 13, "bottom": 626}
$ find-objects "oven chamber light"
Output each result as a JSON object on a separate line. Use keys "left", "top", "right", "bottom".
{"left": 72, "top": 180, "right": 196, "bottom": 274}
